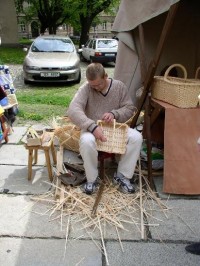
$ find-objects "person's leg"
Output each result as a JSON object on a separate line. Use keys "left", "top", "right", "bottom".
{"left": 117, "top": 128, "right": 143, "bottom": 178}
{"left": 114, "top": 128, "right": 143, "bottom": 193}
{"left": 185, "top": 242, "right": 200, "bottom": 255}
{"left": 79, "top": 131, "right": 99, "bottom": 194}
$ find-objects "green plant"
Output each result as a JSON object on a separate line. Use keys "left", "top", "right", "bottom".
{"left": 15, "top": 85, "right": 79, "bottom": 125}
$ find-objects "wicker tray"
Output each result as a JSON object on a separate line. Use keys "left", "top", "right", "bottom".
{"left": 96, "top": 120, "right": 128, "bottom": 154}
{"left": 53, "top": 116, "right": 80, "bottom": 153}
{"left": 152, "top": 64, "right": 200, "bottom": 108}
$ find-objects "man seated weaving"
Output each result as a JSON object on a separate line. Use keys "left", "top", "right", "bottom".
{"left": 67, "top": 63, "right": 142, "bottom": 194}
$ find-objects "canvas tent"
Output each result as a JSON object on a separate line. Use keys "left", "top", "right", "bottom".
{"left": 112, "top": 0, "right": 200, "bottom": 105}
{"left": 112, "top": 0, "right": 200, "bottom": 195}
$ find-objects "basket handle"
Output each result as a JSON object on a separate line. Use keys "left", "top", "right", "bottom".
{"left": 164, "top": 64, "right": 187, "bottom": 81}
{"left": 195, "top": 67, "right": 200, "bottom": 79}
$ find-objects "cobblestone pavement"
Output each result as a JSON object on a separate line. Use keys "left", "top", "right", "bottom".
{"left": 8, "top": 62, "right": 115, "bottom": 90}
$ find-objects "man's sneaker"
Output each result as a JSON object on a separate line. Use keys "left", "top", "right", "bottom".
{"left": 113, "top": 173, "right": 135, "bottom": 194}
{"left": 81, "top": 177, "right": 100, "bottom": 195}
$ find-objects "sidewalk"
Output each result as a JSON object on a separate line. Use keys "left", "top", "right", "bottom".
{"left": 0, "top": 126, "right": 199, "bottom": 266}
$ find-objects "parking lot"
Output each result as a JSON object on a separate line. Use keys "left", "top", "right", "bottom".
{"left": 10, "top": 62, "right": 115, "bottom": 90}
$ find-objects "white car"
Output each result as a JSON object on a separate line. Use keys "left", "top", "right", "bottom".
{"left": 80, "top": 38, "right": 118, "bottom": 63}
{"left": 23, "top": 35, "right": 81, "bottom": 84}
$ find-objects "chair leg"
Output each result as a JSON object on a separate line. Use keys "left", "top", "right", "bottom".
{"left": 99, "top": 159, "right": 105, "bottom": 181}
{"left": 28, "top": 149, "right": 33, "bottom": 181}
{"left": 51, "top": 142, "right": 57, "bottom": 165}
{"left": 44, "top": 149, "right": 53, "bottom": 182}
{"left": 91, "top": 158, "right": 105, "bottom": 217}
{"left": 33, "top": 149, "right": 38, "bottom": 164}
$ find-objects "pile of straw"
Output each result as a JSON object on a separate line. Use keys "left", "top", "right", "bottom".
{"left": 31, "top": 169, "right": 170, "bottom": 265}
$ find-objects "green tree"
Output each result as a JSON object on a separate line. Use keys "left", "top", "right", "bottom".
{"left": 15, "top": 0, "right": 71, "bottom": 34}
{"left": 15, "top": 0, "right": 119, "bottom": 45}
{"left": 67, "top": 0, "right": 119, "bottom": 46}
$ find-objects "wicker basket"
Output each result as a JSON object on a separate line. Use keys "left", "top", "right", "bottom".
{"left": 152, "top": 64, "right": 200, "bottom": 108}
{"left": 53, "top": 117, "right": 80, "bottom": 152}
{"left": 96, "top": 120, "right": 128, "bottom": 154}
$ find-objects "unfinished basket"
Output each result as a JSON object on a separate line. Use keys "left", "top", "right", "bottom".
{"left": 152, "top": 64, "right": 200, "bottom": 108}
{"left": 53, "top": 117, "right": 80, "bottom": 153}
{"left": 96, "top": 120, "right": 128, "bottom": 154}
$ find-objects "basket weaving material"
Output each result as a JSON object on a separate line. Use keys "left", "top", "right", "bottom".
{"left": 53, "top": 117, "right": 80, "bottom": 152}
{"left": 7, "top": 94, "right": 18, "bottom": 105}
{"left": 152, "top": 64, "right": 200, "bottom": 108}
{"left": 96, "top": 120, "right": 128, "bottom": 154}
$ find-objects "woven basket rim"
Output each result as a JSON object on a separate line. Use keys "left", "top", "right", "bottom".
{"left": 154, "top": 76, "right": 200, "bottom": 86}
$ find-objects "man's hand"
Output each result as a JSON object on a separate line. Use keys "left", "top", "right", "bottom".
{"left": 102, "top": 112, "right": 114, "bottom": 123}
{"left": 93, "top": 126, "right": 107, "bottom": 142}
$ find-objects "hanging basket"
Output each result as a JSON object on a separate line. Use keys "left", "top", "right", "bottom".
{"left": 152, "top": 64, "right": 200, "bottom": 108}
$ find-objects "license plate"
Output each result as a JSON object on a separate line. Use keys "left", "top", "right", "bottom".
{"left": 105, "top": 54, "right": 115, "bottom": 56}
{"left": 40, "top": 72, "right": 60, "bottom": 77}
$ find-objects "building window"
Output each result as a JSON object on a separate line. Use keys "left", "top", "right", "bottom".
{"left": 102, "top": 22, "right": 107, "bottom": 31}
{"left": 20, "top": 23, "right": 26, "bottom": 32}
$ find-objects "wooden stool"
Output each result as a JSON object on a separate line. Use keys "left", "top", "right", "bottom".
{"left": 91, "top": 152, "right": 115, "bottom": 217}
{"left": 25, "top": 132, "right": 57, "bottom": 182}
{"left": 98, "top": 151, "right": 115, "bottom": 182}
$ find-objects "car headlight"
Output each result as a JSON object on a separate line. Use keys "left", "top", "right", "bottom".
{"left": 25, "top": 66, "right": 40, "bottom": 71}
{"left": 61, "top": 65, "right": 78, "bottom": 70}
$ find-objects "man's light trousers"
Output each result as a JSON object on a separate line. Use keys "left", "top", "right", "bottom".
{"left": 79, "top": 128, "right": 143, "bottom": 183}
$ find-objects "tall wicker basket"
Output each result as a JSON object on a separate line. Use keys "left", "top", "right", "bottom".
{"left": 152, "top": 64, "right": 200, "bottom": 108}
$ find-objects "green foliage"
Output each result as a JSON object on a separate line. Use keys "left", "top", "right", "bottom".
{"left": 18, "top": 109, "right": 44, "bottom": 121}
{"left": 15, "top": 85, "right": 79, "bottom": 124}
{"left": 19, "top": 38, "right": 33, "bottom": 45}
{"left": 0, "top": 47, "right": 26, "bottom": 65}
{"left": 14, "top": 0, "right": 119, "bottom": 45}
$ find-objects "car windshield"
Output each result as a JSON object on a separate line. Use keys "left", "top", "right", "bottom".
{"left": 31, "top": 38, "right": 74, "bottom": 53}
{"left": 97, "top": 40, "right": 118, "bottom": 49}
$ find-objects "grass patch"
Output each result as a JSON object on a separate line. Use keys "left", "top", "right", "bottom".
{"left": 0, "top": 47, "right": 26, "bottom": 65}
{"left": 0, "top": 45, "right": 83, "bottom": 125}
{"left": 15, "top": 85, "right": 79, "bottom": 125}
{"left": 0, "top": 39, "right": 33, "bottom": 65}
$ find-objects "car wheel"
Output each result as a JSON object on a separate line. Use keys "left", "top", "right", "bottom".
{"left": 80, "top": 53, "right": 86, "bottom": 62}
{"left": 24, "top": 78, "right": 30, "bottom": 85}
{"left": 74, "top": 71, "right": 81, "bottom": 84}
{"left": 89, "top": 57, "right": 93, "bottom": 63}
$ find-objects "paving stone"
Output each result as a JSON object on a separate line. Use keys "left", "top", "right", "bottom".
{"left": 0, "top": 238, "right": 102, "bottom": 266}
{"left": 147, "top": 199, "right": 200, "bottom": 242}
{"left": 0, "top": 144, "right": 56, "bottom": 166}
{"left": 0, "top": 165, "right": 51, "bottom": 194}
{"left": 7, "top": 126, "right": 27, "bottom": 144}
{"left": 106, "top": 242, "right": 199, "bottom": 266}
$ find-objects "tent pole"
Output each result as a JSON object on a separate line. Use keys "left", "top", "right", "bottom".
{"left": 130, "top": 2, "right": 179, "bottom": 189}
{"left": 130, "top": 2, "right": 179, "bottom": 128}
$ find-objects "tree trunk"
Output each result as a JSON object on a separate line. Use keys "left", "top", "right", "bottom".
{"left": 79, "top": 15, "right": 93, "bottom": 48}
